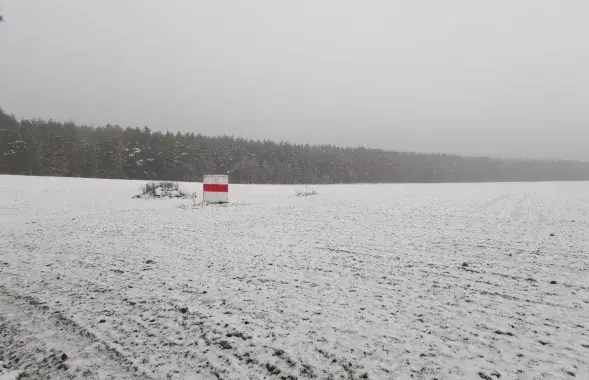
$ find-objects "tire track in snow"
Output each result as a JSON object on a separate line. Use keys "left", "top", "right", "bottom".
{"left": 0, "top": 285, "right": 151, "bottom": 380}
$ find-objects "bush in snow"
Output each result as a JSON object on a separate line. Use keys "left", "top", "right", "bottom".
{"left": 134, "top": 181, "right": 188, "bottom": 199}
{"left": 295, "top": 188, "right": 319, "bottom": 197}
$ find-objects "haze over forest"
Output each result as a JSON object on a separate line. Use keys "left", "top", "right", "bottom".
{"left": 2, "top": 109, "right": 589, "bottom": 184}
{"left": 1, "top": 1, "right": 588, "bottom": 161}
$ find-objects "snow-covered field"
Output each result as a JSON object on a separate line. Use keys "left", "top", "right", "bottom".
{"left": 1, "top": 175, "right": 588, "bottom": 380}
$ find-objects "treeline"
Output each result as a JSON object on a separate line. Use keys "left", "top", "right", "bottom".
{"left": 1, "top": 109, "right": 588, "bottom": 183}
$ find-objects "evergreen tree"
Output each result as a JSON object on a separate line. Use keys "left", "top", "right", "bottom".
{"left": 1, "top": 107, "right": 588, "bottom": 183}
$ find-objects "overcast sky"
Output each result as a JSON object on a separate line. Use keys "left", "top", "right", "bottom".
{"left": 1, "top": 1, "right": 588, "bottom": 160}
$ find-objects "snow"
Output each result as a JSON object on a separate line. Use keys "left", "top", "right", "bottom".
{"left": 1, "top": 175, "right": 588, "bottom": 379}
{"left": 0, "top": 371, "right": 22, "bottom": 380}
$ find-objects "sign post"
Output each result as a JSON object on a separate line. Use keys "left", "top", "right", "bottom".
{"left": 203, "top": 175, "right": 229, "bottom": 203}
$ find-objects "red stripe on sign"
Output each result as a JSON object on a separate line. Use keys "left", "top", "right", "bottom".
{"left": 203, "top": 184, "right": 229, "bottom": 192}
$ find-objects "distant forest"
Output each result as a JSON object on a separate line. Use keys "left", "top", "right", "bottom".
{"left": 1, "top": 108, "right": 588, "bottom": 183}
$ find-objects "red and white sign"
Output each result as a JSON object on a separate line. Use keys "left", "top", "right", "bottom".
{"left": 203, "top": 174, "right": 229, "bottom": 203}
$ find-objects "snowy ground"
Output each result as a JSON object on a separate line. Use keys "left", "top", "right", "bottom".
{"left": 1, "top": 175, "right": 588, "bottom": 380}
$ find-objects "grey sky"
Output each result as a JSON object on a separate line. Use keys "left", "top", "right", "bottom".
{"left": 1, "top": 1, "right": 588, "bottom": 160}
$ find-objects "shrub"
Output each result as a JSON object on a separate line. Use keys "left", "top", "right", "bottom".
{"left": 295, "top": 189, "right": 318, "bottom": 197}
{"left": 136, "top": 181, "right": 187, "bottom": 198}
